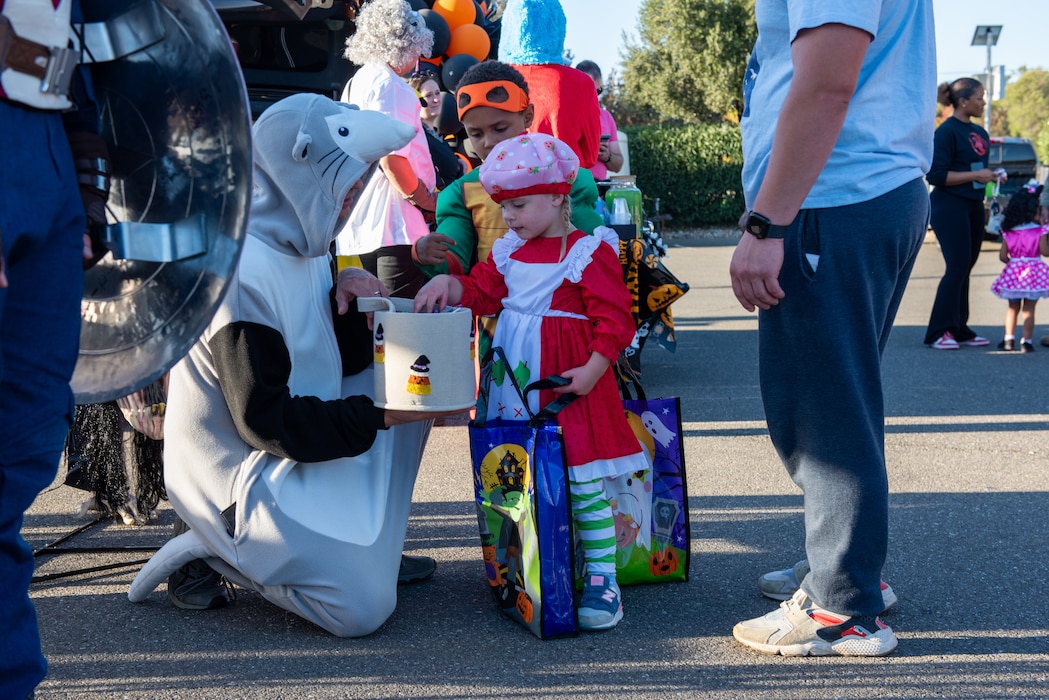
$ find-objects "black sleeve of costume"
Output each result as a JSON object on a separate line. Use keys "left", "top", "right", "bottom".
{"left": 211, "top": 322, "right": 387, "bottom": 462}
{"left": 330, "top": 288, "right": 375, "bottom": 377}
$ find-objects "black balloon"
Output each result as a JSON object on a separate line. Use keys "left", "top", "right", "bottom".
{"left": 473, "top": 0, "right": 484, "bottom": 25}
{"left": 419, "top": 9, "right": 450, "bottom": 58}
{"left": 407, "top": 0, "right": 429, "bottom": 10}
{"left": 442, "top": 53, "right": 479, "bottom": 93}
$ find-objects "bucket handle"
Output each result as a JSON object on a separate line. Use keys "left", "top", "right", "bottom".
{"left": 356, "top": 296, "right": 469, "bottom": 314}
{"left": 356, "top": 296, "right": 409, "bottom": 313}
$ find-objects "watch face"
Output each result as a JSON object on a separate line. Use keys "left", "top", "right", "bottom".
{"left": 746, "top": 213, "right": 770, "bottom": 238}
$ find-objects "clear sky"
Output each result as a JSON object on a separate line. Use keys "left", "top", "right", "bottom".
{"left": 562, "top": 0, "right": 1049, "bottom": 87}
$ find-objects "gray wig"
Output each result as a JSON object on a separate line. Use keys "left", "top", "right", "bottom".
{"left": 344, "top": 0, "right": 435, "bottom": 69}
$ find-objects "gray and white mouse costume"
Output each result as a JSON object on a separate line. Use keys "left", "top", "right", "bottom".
{"left": 129, "top": 94, "right": 429, "bottom": 637}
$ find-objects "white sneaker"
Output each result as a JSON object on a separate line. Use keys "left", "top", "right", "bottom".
{"left": 957, "top": 335, "right": 989, "bottom": 347}
{"left": 734, "top": 589, "right": 898, "bottom": 657}
{"left": 757, "top": 560, "right": 897, "bottom": 612}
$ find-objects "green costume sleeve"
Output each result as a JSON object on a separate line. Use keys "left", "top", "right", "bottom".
{"left": 417, "top": 176, "right": 477, "bottom": 278}
{"left": 570, "top": 168, "right": 604, "bottom": 234}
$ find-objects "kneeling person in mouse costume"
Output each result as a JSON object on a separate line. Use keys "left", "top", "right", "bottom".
{"left": 129, "top": 94, "right": 450, "bottom": 637}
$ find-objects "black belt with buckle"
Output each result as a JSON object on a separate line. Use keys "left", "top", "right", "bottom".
{"left": 0, "top": 14, "right": 78, "bottom": 98}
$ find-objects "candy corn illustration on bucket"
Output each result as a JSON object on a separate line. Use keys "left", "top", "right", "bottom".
{"left": 357, "top": 297, "right": 476, "bottom": 411}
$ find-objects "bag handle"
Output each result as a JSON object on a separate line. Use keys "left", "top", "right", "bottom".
{"left": 475, "top": 346, "right": 578, "bottom": 427}
{"left": 523, "top": 376, "right": 577, "bottom": 427}
{"left": 614, "top": 354, "right": 647, "bottom": 402}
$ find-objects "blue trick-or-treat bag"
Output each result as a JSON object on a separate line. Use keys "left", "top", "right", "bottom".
{"left": 469, "top": 418, "right": 576, "bottom": 638}
{"left": 469, "top": 347, "right": 578, "bottom": 638}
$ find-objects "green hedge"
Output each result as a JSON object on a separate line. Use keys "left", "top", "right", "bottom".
{"left": 624, "top": 122, "right": 744, "bottom": 229}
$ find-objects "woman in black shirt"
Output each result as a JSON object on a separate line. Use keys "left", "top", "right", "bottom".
{"left": 924, "top": 78, "right": 1003, "bottom": 349}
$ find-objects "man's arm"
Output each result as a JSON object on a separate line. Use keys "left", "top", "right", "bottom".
{"left": 729, "top": 22, "right": 871, "bottom": 312}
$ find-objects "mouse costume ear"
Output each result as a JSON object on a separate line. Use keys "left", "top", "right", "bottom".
{"left": 292, "top": 131, "right": 312, "bottom": 162}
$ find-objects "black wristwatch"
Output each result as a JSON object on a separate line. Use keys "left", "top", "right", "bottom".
{"left": 743, "top": 211, "right": 787, "bottom": 240}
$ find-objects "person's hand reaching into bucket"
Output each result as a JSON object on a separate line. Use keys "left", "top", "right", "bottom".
{"left": 413, "top": 274, "right": 463, "bottom": 313}
{"left": 336, "top": 267, "right": 388, "bottom": 329}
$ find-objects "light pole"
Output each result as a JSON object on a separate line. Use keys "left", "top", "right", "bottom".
{"left": 971, "top": 25, "right": 1003, "bottom": 132}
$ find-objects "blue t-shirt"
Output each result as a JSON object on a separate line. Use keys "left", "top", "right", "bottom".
{"left": 740, "top": 0, "right": 936, "bottom": 209}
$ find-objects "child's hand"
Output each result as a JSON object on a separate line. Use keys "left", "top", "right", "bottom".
{"left": 414, "top": 232, "right": 456, "bottom": 266}
{"left": 555, "top": 353, "right": 611, "bottom": 396}
{"left": 414, "top": 275, "right": 460, "bottom": 313}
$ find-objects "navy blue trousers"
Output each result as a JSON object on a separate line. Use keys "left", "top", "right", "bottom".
{"left": 0, "top": 100, "right": 85, "bottom": 699}
{"left": 758, "top": 178, "right": 928, "bottom": 616}
{"left": 924, "top": 189, "right": 986, "bottom": 344}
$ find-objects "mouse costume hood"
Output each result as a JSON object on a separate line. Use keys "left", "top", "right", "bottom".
{"left": 250, "top": 94, "right": 416, "bottom": 257}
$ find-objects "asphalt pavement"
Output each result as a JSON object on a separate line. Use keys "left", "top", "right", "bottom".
{"left": 25, "top": 233, "right": 1049, "bottom": 699}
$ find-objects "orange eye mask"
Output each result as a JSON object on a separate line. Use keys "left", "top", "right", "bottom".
{"left": 456, "top": 80, "right": 530, "bottom": 120}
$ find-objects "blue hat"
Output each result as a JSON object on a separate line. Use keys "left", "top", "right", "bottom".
{"left": 497, "top": 0, "right": 568, "bottom": 66}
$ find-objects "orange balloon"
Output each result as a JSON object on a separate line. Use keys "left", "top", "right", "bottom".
{"left": 446, "top": 23, "right": 491, "bottom": 61}
{"left": 432, "top": 0, "right": 475, "bottom": 31}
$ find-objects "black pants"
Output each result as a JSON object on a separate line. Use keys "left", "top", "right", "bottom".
{"left": 924, "top": 189, "right": 985, "bottom": 344}
{"left": 359, "top": 245, "right": 428, "bottom": 299}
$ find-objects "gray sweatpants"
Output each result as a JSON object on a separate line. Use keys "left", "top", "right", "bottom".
{"left": 758, "top": 177, "right": 929, "bottom": 616}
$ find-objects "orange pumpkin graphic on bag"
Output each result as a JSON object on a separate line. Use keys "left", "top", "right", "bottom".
{"left": 649, "top": 548, "right": 679, "bottom": 577}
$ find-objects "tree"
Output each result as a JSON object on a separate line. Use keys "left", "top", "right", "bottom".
{"left": 618, "top": 0, "right": 756, "bottom": 124}
{"left": 603, "top": 69, "right": 661, "bottom": 127}
{"left": 994, "top": 67, "right": 1049, "bottom": 162}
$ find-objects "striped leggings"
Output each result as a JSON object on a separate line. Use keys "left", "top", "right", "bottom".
{"left": 570, "top": 477, "right": 616, "bottom": 578}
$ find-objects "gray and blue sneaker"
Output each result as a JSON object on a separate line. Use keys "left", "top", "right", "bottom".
{"left": 578, "top": 574, "right": 623, "bottom": 631}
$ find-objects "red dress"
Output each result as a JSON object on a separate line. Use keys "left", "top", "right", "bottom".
{"left": 457, "top": 228, "right": 649, "bottom": 481}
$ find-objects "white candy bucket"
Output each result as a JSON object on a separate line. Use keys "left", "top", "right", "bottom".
{"left": 357, "top": 296, "right": 476, "bottom": 411}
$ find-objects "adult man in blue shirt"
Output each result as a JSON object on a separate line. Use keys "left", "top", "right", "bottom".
{"left": 729, "top": 0, "right": 935, "bottom": 656}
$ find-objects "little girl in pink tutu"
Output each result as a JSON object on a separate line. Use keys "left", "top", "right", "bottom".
{"left": 991, "top": 184, "right": 1049, "bottom": 352}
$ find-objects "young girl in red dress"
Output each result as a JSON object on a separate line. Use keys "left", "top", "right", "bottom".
{"left": 414, "top": 133, "right": 648, "bottom": 630}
